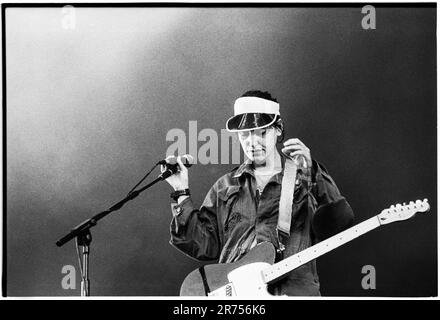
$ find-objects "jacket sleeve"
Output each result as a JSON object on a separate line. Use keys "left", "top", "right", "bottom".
{"left": 169, "top": 185, "right": 221, "bottom": 261}
{"left": 309, "top": 160, "right": 355, "bottom": 241}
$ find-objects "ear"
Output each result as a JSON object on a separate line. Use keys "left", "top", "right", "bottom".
{"left": 275, "top": 128, "right": 282, "bottom": 136}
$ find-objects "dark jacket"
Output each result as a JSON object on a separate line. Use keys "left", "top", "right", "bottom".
{"left": 169, "top": 158, "right": 354, "bottom": 296}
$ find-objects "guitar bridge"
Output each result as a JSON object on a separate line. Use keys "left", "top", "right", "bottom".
{"left": 208, "top": 283, "right": 236, "bottom": 296}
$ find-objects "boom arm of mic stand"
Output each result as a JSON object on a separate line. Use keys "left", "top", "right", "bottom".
{"left": 56, "top": 175, "right": 163, "bottom": 247}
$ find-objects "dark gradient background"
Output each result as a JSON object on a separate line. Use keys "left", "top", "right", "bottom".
{"left": 5, "top": 5, "right": 437, "bottom": 296}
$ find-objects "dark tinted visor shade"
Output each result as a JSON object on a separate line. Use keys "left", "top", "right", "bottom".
{"left": 226, "top": 113, "right": 276, "bottom": 131}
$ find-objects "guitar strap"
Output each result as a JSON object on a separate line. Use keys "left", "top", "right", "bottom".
{"left": 277, "top": 157, "right": 299, "bottom": 253}
{"left": 198, "top": 266, "right": 210, "bottom": 296}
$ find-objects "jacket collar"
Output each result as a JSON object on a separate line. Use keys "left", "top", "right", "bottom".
{"left": 232, "top": 156, "right": 284, "bottom": 184}
{"left": 232, "top": 159, "right": 254, "bottom": 178}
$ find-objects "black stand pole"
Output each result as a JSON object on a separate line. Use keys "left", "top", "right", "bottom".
{"left": 56, "top": 165, "right": 177, "bottom": 296}
{"left": 77, "top": 229, "right": 91, "bottom": 296}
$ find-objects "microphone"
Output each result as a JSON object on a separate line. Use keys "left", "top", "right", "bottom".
{"left": 158, "top": 154, "right": 194, "bottom": 180}
{"left": 157, "top": 154, "right": 194, "bottom": 167}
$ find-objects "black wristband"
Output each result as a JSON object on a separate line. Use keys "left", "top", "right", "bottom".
{"left": 170, "top": 189, "right": 190, "bottom": 201}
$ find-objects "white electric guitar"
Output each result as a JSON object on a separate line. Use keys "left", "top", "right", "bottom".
{"left": 180, "top": 199, "right": 430, "bottom": 296}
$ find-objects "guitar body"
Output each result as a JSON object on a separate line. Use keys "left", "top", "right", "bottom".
{"left": 180, "top": 242, "right": 276, "bottom": 296}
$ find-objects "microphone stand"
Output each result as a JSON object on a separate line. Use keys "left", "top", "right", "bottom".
{"left": 77, "top": 229, "right": 91, "bottom": 296}
{"left": 56, "top": 166, "right": 178, "bottom": 296}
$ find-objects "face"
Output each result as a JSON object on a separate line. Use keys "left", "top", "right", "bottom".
{"left": 238, "top": 126, "right": 280, "bottom": 165}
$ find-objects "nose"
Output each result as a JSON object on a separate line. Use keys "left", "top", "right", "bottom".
{"left": 245, "top": 132, "right": 257, "bottom": 144}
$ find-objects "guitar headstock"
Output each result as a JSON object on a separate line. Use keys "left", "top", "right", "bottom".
{"left": 378, "top": 199, "right": 430, "bottom": 225}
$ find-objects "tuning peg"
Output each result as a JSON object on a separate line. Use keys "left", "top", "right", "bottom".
{"left": 403, "top": 202, "right": 407, "bottom": 206}
{"left": 416, "top": 200, "right": 422, "bottom": 205}
{"left": 409, "top": 201, "right": 415, "bottom": 205}
{"left": 423, "top": 198, "right": 428, "bottom": 203}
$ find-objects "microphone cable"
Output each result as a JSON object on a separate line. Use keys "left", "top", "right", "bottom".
{"left": 126, "top": 162, "right": 160, "bottom": 197}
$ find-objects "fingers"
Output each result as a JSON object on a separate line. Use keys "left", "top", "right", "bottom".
{"left": 281, "top": 138, "right": 311, "bottom": 169}
{"left": 165, "top": 155, "right": 175, "bottom": 162}
{"left": 176, "top": 156, "right": 188, "bottom": 172}
{"left": 281, "top": 145, "right": 303, "bottom": 154}
{"left": 282, "top": 139, "right": 307, "bottom": 153}
{"left": 283, "top": 138, "right": 305, "bottom": 147}
{"left": 289, "top": 150, "right": 307, "bottom": 160}
{"left": 281, "top": 146, "right": 309, "bottom": 159}
{"left": 162, "top": 155, "right": 188, "bottom": 174}
{"left": 282, "top": 139, "right": 309, "bottom": 156}
{"left": 288, "top": 150, "right": 308, "bottom": 160}
{"left": 175, "top": 156, "right": 190, "bottom": 190}
{"left": 161, "top": 155, "right": 175, "bottom": 173}
{"left": 284, "top": 151, "right": 307, "bottom": 169}
{"left": 162, "top": 155, "right": 189, "bottom": 190}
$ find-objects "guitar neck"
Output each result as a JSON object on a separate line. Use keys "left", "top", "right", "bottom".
{"left": 262, "top": 215, "right": 382, "bottom": 284}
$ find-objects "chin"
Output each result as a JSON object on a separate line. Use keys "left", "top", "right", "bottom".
{"left": 251, "top": 154, "right": 267, "bottom": 165}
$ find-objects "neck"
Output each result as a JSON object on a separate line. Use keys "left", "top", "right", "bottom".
{"left": 253, "top": 150, "right": 282, "bottom": 172}
{"left": 262, "top": 215, "right": 382, "bottom": 284}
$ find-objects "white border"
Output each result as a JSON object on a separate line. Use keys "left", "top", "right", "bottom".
{"left": 0, "top": 0, "right": 438, "bottom": 301}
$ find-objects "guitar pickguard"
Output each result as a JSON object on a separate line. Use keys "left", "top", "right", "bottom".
{"left": 180, "top": 242, "right": 276, "bottom": 296}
